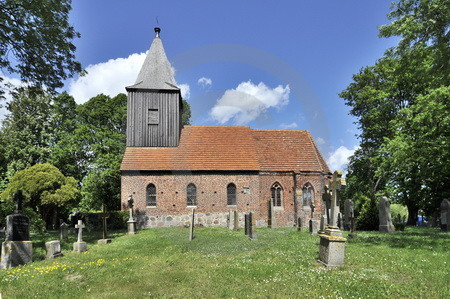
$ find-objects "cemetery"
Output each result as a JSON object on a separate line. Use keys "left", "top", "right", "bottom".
{"left": 0, "top": 0, "right": 448, "bottom": 298}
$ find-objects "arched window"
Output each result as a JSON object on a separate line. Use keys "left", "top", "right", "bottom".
{"left": 227, "top": 183, "right": 236, "bottom": 205}
{"left": 187, "top": 183, "right": 197, "bottom": 206}
{"left": 146, "top": 184, "right": 156, "bottom": 207}
{"left": 302, "top": 183, "right": 314, "bottom": 206}
{"left": 271, "top": 183, "right": 282, "bottom": 207}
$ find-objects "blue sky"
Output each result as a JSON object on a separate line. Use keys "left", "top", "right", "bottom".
{"left": 3, "top": 1, "right": 400, "bottom": 173}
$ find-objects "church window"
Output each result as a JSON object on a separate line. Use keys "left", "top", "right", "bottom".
{"left": 187, "top": 183, "right": 197, "bottom": 206}
{"left": 227, "top": 183, "right": 236, "bottom": 205}
{"left": 302, "top": 183, "right": 314, "bottom": 206}
{"left": 146, "top": 184, "right": 157, "bottom": 207}
{"left": 271, "top": 183, "right": 282, "bottom": 207}
{"left": 148, "top": 109, "right": 159, "bottom": 125}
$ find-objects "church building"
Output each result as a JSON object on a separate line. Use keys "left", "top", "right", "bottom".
{"left": 120, "top": 28, "right": 332, "bottom": 228}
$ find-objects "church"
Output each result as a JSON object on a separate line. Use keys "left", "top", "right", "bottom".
{"left": 120, "top": 28, "right": 332, "bottom": 228}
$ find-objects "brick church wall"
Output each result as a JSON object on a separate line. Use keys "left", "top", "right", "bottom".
{"left": 122, "top": 171, "right": 327, "bottom": 228}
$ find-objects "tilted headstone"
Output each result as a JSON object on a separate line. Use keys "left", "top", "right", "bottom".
{"left": 440, "top": 199, "right": 449, "bottom": 232}
{"left": 378, "top": 196, "right": 395, "bottom": 233}
{"left": 45, "top": 240, "right": 63, "bottom": 259}
{"left": 1, "top": 190, "right": 33, "bottom": 269}
{"left": 343, "top": 199, "right": 354, "bottom": 231}
{"left": 73, "top": 220, "right": 87, "bottom": 253}
{"left": 60, "top": 222, "right": 69, "bottom": 240}
{"left": 189, "top": 208, "right": 195, "bottom": 241}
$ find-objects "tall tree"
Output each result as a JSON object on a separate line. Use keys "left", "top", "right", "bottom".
{"left": 1, "top": 163, "right": 81, "bottom": 228}
{"left": 341, "top": 0, "right": 449, "bottom": 225}
{"left": 0, "top": 0, "right": 82, "bottom": 99}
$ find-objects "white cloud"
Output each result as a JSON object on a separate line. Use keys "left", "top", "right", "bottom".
{"left": 280, "top": 122, "right": 298, "bottom": 129}
{"left": 327, "top": 145, "right": 359, "bottom": 174}
{"left": 316, "top": 137, "right": 326, "bottom": 145}
{"left": 179, "top": 83, "right": 190, "bottom": 99}
{"left": 198, "top": 77, "right": 212, "bottom": 88}
{"left": 68, "top": 52, "right": 146, "bottom": 104}
{"left": 0, "top": 73, "right": 26, "bottom": 120}
{"left": 210, "top": 81, "right": 290, "bottom": 125}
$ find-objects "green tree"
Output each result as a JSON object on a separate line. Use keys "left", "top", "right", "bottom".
{"left": 0, "top": 0, "right": 82, "bottom": 99}
{"left": 0, "top": 89, "right": 53, "bottom": 188}
{"left": 1, "top": 163, "right": 81, "bottom": 228}
{"left": 341, "top": 0, "right": 449, "bottom": 225}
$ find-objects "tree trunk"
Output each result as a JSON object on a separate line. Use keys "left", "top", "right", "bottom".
{"left": 407, "top": 205, "right": 418, "bottom": 226}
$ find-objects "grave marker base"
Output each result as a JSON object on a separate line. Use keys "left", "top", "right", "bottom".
{"left": 318, "top": 225, "right": 346, "bottom": 267}
{"left": 1, "top": 241, "right": 32, "bottom": 269}
{"left": 73, "top": 241, "right": 87, "bottom": 253}
{"left": 98, "top": 239, "right": 112, "bottom": 244}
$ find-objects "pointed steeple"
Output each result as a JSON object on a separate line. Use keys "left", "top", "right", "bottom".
{"left": 128, "top": 27, "right": 178, "bottom": 90}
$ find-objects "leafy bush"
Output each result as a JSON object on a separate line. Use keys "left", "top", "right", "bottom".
{"left": 356, "top": 194, "right": 379, "bottom": 230}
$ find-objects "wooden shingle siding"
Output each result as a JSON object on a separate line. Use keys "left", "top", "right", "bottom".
{"left": 126, "top": 90, "right": 181, "bottom": 147}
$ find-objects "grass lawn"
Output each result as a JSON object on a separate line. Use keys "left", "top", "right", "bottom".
{"left": 0, "top": 226, "right": 448, "bottom": 298}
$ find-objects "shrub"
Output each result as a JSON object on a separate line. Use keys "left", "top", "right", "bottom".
{"left": 356, "top": 194, "right": 379, "bottom": 230}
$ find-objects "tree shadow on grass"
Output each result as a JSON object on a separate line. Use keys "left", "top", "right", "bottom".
{"left": 347, "top": 228, "right": 449, "bottom": 252}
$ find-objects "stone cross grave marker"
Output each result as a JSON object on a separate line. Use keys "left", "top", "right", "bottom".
{"left": 127, "top": 194, "right": 137, "bottom": 235}
{"left": 440, "top": 199, "right": 449, "bottom": 232}
{"left": 189, "top": 208, "right": 195, "bottom": 241}
{"left": 60, "top": 222, "right": 69, "bottom": 240}
{"left": 309, "top": 204, "right": 318, "bottom": 234}
{"left": 98, "top": 204, "right": 111, "bottom": 244}
{"left": 329, "top": 170, "right": 344, "bottom": 227}
{"left": 75, "top": 220, "right": 85, "bottom": 242}
{"left": 343, "top": 199, "right": 354, "bottom": 231}
{"left": 348, "top": 211, "right": 357, "bottom": 238}
{"left": 378, "top": 196, "right": 395, "bottom": 233}
{"left": 1, "top": 190, "right": 33, "bottom": 269}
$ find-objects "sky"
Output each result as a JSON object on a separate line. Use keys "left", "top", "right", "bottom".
{"left": 1, "top": 1, "right": 400, "bottom": 174}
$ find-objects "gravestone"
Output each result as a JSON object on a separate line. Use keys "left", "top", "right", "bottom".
{"left": 348, "top": 211, "right": 357, "bottom": 238}
{"left": 268, "top": 199, "right": 277, "bottom": 228}
{"left": 227, "top": 210, "right": 233, "bottom": 230}
{"left": 297, "top": 217, "right": 302, "bottom": 232}
{"left": 337, "top": 213, "right": 343, "bottom": 230}
{"left": 244, "top": 214, "right": 250, "bottom": 235}
{"left": 247, "top": 213, "right": 257, "bottom": 240}
{"left": 233, "top": 211, "right": 239, "bottom": 231}
{"left": 45, "top": 240, "right": 63, "bottom": 259}
{"left": 98, "top": 204, "right": 111, "bottom": 244}
{"left": 73, "top": 220, "right": 87, "bottom": 253}
{"left": 60, "top": 222, "right": 69, "bottom": 240}
{"left": 318, "top": 170, "right": 347, "bottom": 267}
{"left": 189, "top": 208, "right": 195, "bottom": 241}
{"left": 343, "top": 199, "right": 354, "bottom": 231}
{"left": 127, "top": 194, "right": 137, "bottom": 235}
{"left": 1, "top": 191, "right": 33, "bottom": 269}
{"left": 378, "top": 196, "right": 395, "bottom": 233}
{"left": 309, "top": 219, "right": 318, "bottom": 234}
{"left": 319, "top": 214, "right": 327, "bottom": 233}
{"left": 440, "top": 199, "right": 449, "bottom": 232}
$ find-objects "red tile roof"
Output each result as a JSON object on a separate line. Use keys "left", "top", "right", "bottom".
{"left": 121, "top": 126, "right": 330, "bottom": 173}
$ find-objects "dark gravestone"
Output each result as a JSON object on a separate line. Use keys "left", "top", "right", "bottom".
{"left": 1, "top": 190, "right": 32, "bottom": 269}
{"left": 5, "top": 214, "right": 29, "bottom": 241}
{"left": 297, "top": 217, "right": 302, "bottom": 232}
{"left": 244, "top": 214, "right": 250, "bottom": 235}
{"left": 248, "top": 212, "right": 257, "bottom": 240}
